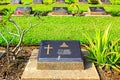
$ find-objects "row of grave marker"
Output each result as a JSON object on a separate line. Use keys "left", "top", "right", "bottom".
{"left": 11, "top": 0, "right": 111, "bottom": 4}
{"left": 14, "top": 6, "right": 107, "bottom": 16}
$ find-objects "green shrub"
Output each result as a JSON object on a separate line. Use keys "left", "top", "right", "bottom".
{"left": 84, "top": 26, "right": 120, "bottom": 72}
{"left": 33, "top": 10, "right": 49, "bottom": 16}
{"left": 110, "top": 10, "right": 120, "bottom": 16}
{"left": 43, "top": 0, "right": 54, "bottom": 4}
{"left": 0, "top": 8, "right": 9, "bottom": 15}
{"left": 108, "top": 39, "right": 120, "bottom": 72}
{"left": 89, "top": 0, "right": 98, "bottom": 4}
{"left": 111, "top": 0, "right": 120, "bottom": 5}
{"left": 68, "top": 0, "right": 75, "bottom": 4}
{"left": 23, "top": 2, "right": 31, "bottom": 5}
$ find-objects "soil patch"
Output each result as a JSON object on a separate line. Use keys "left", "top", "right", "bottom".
{"left": 97, "top": 66, "right": 120, "bottom": 80}
{"left": 0, "top": 46, "right": 39, "bottom": 80}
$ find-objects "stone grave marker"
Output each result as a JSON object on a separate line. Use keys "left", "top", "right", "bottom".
{"left": 56, "top": 0, "right": 65, "bottom": 3}
{"left": 37, "top": 40, "right": 84, "bottom": 70}
{"left": 14, "top": 7, "right": 32, "bottom": 15}
{"left": 99, "top": 0, "right": 111, "bottom": 4}
{"left": 33, "top": 0, "right": 43, "bottom": 4}
{"left": 78, "top": 0, "right": 88, "bottom": 4}
{"left": 52, "top": 7, "right": 68, "bottom": 15}
{"left": 11, "top": 0, "right": 21, "bottom": 4}
{"left": 88, "top": 7, "right": 107, "bottom": 15}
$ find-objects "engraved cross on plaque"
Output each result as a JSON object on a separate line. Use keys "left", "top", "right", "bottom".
{"left": 44, "top": 44, "right": 53, "bottom": 55}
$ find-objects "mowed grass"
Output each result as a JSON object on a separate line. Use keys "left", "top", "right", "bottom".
{"left": 0, "top": 16, "right": 120, "bottom": 45}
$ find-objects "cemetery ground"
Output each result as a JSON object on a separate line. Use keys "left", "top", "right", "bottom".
{"left": 0, "top": 16, "right": 120, "bottom": 80}
{"left": 0, "top": 0, "right": 120, "bottom": 80}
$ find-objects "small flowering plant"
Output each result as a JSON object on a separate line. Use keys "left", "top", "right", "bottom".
{"left": 16, "top": 9, "right": 22, "bottom": 15}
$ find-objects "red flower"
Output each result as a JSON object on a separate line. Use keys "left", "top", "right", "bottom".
{"left": 16, "top": 9, "right": 21, "bottom": 15}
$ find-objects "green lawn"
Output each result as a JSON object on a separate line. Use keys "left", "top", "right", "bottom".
{"left": 0, "top": 16, "right": 120, "bottom": 45}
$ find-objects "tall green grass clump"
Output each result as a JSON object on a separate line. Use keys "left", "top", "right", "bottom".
{"left": 84, "top": 26, "right": 120, "bottom": 72}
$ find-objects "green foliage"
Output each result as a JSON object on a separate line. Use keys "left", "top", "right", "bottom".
{"left": 70, "top": 3, "right": 80, "bottom": 15}
{"left": 83, "top": 26, "right": 110, "bottom": 66}
{"left": 110, "top": 10, "right": 120, "bottom": 16}
{"left": 0, "top": 8, "right": 9, "bottom": 15}
{"left": 0, "top": 9, "right": 12, "bottom": 26}
{"left": 83, "top": 26, "right": 120, "bottom": 72}
{"left": 111, "top": 0, "right": 120, "bottom": 5}
{"left": 23, "top": 2, "right": 31, "bottom": 5}
{"left": 33, "top": 10, "right": 49, "bottom": 16}
{"left": 89, "top": 0, "right": 98, "bottom": 4}
{"left": 0, "top": 0, "right": 7, "bottom": 3}
{"left": 68, "top": 0, "right": 75, "bottom": 4}
{"left": 108, "top": 39, "right": 120, "bottom": 72}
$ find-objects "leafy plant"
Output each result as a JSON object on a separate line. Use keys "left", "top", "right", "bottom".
{"left": 108, "top": 10, "right": 120, "bottom": 16}
{"left": 107, "top": 39, "right": 120, "bottom": 72}
{"left": 70, "top": 3, "right": 80, "bottom": 16}
{"left": 112, "top": 0, "right": 120, "bottom": 5}
{"left": 83, "top": 26, "right": 120, "bottom": 72}
{"left": 68, "top": 0, "right": 74, "bottom": 4}
{"left": 0, "top": 10, "right": 41, "bottom": 78}
{"left": 0, "top": 8, "right": 9, "bottom": 15}
{"left": 33, "top": 10, "right": 48, "bottom": 16}
{"left": 89, "top": 0, "right": 98, "bottom": 4}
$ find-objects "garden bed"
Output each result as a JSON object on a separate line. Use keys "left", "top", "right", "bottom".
{"left": 97, "top": 66, "right": 120, "bottom": 80}
{"left": 0, "top": 46, "right": 39, "bottom": 80}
